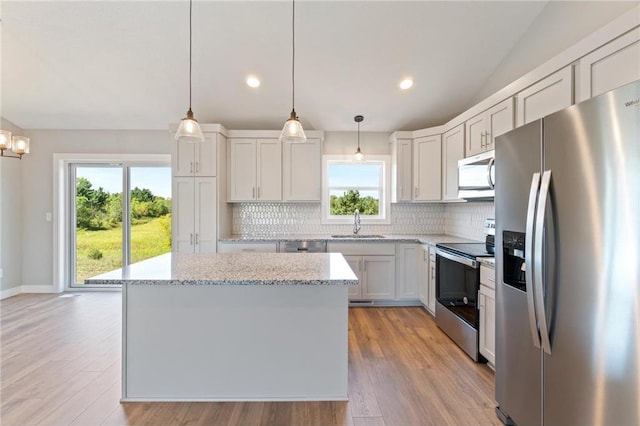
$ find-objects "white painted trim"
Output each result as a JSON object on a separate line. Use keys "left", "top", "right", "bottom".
{"left": 0, "top": 286, "right": 21, "bottom": 299}
{"left": 20, "top": 285, "right": 58, "bottom": 294}
{"left": 226, "top": 129, "right": 325, "bottom": 140}
{"left": 321, "top": 155, "right": 392, "bottom": 225}
{"left": 53, "top": 153, "right": 171, "bottom": 293}
{"left": 120, "top": 396, "right": 348, "bottom": 402}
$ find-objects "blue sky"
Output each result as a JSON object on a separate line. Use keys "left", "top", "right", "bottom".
{"left": 328, "top": 163, "right": 380, "bottom": 187}
{"left": 77, "top": 167, "right": 171, "bottom": 198}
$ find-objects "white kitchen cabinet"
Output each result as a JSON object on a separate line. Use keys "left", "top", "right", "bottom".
{"left": 465, "top": 98, "right": 514, "bottom": 157}
{"left": 391, "top": 137, "right": 413, "bottom": 203}
{"left": 479, "top": 264, "right": 496, "bottom": 367}
{"left": 413, "top": 135, "right": 442, "bottom": 202}
{"left": 172, "top": 177, "right": 217, "bottom": 254}
{"left": 516, "top": 66, "right": 573, "bottom": 126}
{"left": 428, "top": 246, "right": 436, "bottom": 315}
{"left": 327, "top": 242, "right": 396, "bottom": 301}
{"left": 229, "top": 138, "right": 281, "bottom": 201}
{"left": 344, "top": 255, "right": 363, "bottom": 300}
{"left": 217, "top": 241, "right": 277, "bottom": 253}
{"left": 441, "top": 125, "right": 465, "bottom": 201}
{"left": 362, "top": 256, "right": 395, "bottom": 300}
{"left": 282, "top": 138, "right": 321, "bottom": 201}
{"left": 173, "top": 134, "right": 217, "bottom": 177}
{"left": 395, "top": 244, "right": 420, "bottom": 300}
{"left": 419, "top": 245, "right": 429, "bottom": 307}
{"left": 578, "top": 29, "right": 640, "bottom": 102}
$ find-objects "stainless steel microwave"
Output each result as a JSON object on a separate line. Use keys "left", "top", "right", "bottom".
{"left": 458, "top": 150, "right": 495, "bottom": 200}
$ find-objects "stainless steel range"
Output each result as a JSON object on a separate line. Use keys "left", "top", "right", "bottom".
{"left": 435, "top": 242, "right": 494, "bottom": 362}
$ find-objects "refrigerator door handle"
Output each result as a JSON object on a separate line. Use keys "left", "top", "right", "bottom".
{"left": 525, "top": 172, "right": 542, "bottom": 349}
{"left": 534, "top": 170, "right": 553, "bottom": 355}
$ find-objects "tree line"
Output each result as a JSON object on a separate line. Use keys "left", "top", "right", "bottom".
{"left": 76, "top": 177, "right": 171, "bottom": 230}
{"left": 330, "top": 189, "right": 379, "bottom": 215}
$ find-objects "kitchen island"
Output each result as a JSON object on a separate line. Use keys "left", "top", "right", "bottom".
{"left": 86, "top": 252, "right": 357, "bottom": 402}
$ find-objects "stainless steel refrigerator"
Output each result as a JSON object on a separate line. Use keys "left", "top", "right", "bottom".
{"left": 495, "top": 80, "right": 639, "bottom": 425}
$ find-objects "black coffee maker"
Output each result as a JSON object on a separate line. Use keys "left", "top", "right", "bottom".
{"left": 484, "top": 218, "right": 495, "bottom": 255}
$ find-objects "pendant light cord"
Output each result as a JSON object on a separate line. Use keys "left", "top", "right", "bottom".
{"left": 357, "top": 122, "right": 360, "bottom": 149}
{"left": 291, "top": 0, "right": 295, "bottom": 112}
{"left": 189, "top": 0, "right": 193, "bottom": 110}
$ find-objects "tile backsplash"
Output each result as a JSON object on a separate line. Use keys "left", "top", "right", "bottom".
{"left": 232, "top": 203, "right": 446, "bottom": 237}
{"left": 444, "top": 202, "right": 495, "bottom": 241}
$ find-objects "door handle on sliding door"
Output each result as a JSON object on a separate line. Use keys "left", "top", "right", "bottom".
{"left": 525, "top": 173, "right": 542, "bottom": 349}
{"left": 534, "top": 170, "right": 552, "bottom": 355}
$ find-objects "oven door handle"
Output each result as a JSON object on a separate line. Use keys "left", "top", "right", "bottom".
{"left": 436, "top": 248, "right": 478, "bottom": 269}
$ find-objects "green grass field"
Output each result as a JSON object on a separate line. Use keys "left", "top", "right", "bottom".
{"left": 76, "top": 217, "right": 171, "bottom": 283}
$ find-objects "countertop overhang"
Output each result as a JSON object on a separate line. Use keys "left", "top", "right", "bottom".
{"left": 85, "top": 252, "right": 358, "bottom": 286}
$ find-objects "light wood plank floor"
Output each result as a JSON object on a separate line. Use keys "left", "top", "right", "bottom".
{"left": 1, "top": 293, "right": 499, "bottom": 426}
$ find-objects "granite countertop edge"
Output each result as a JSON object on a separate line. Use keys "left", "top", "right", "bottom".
{"left": 86, "top": 278, "right": 359, "bottom": 286}
{"left": 219, "top": 234, "right": 481, "bottom": 245}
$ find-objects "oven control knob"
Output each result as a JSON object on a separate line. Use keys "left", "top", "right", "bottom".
{"left": 463, "top": 296, "right": 469, "bottom": 305}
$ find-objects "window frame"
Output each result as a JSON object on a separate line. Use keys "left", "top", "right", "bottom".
{"left": 321, "top": 155, "right": 391, "bottom": 225}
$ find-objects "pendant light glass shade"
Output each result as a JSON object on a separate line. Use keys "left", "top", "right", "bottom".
{"left": 280, "top": 110, "right": 307, "bottom": 143}
{"left": 354, "top": 115, "right": 364, "bottom": 161}
{"left": 175, "top": 0, "right": 204, "bottom": 143}
{"left": 280, "top": 0, "right": 306, "bottom": 143}
{"left": 176, "top": 108, "right": 204, "bottom": 142}
{"left": 11, "top": 135, "right": 30, "bottom": 155}
{"left": 0, "top": 130, "right": 11, "bottom": 150}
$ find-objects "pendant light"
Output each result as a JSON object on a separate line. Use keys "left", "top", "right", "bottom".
{"left": 175, "top": 0, "right": 204, "bottom": 143}
{"left": 279, "top": 0, "right": 307, "bottom": 143}
{"left": 354, "top": 115, "right": 364, "bottom": 161}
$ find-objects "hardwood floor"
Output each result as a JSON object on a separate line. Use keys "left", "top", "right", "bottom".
{"left": 0, "top": 293, "right": 499, "bottom": 426}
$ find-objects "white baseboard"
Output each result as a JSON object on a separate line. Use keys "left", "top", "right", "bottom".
{"left": 19, "top": 285, "right": 59, "bottom": 294}
{"left": 0, "top": 287, "right": 22, "bottom": 300}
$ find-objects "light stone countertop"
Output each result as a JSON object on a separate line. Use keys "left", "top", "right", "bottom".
{"left": 85, "top": 252, "right": 358, "bottom": 286}
{"left": 219, "top": 234, "right": 480, "bottom": 245}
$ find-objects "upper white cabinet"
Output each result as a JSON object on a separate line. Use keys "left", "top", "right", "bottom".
{"left": 174, "top": 134, "right": 217, "bottom": 177}
{"left": 465, "top": 98, "right": 514, "bottom": 157}
{"left": 391, "top": 136, "right": 413, "bottom": 203}
{"left": 172, "top": 177, "right": 218, "bottom": 254}
{"left": 516, "top": 66, "right": 574, "bottom": 126}
{"left": 282, "top": 139, "right": 322, "bottom": 201}
{"left": 578, "top": 29, "right": 640, "bottom": 102}
{"left": 413, "top": 135, "right": 442, "bottom": 202}
{"left": 229, "top": 138, "right": 282, "bottom": 202}
{"left": 441, "top": 124, "right": 465, "bottom": 201}
{"left": 395, "top": 244, "right": 420, "bottom": 300}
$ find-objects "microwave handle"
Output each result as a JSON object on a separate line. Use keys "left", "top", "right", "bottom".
{"left": 487, "top": 157, "right": 495, "bottom": 189}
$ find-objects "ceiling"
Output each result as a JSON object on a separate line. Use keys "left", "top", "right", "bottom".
{"left": 1, "top": 1, "right": 636, "bottom": 132}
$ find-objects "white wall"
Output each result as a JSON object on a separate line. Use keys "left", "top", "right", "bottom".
{"left": 470, "top": 1, "right": 638, "bottom": 106}
{"left": 323, "top": 131, "right": 391, "bottom": 156}
{"left": 0, "top": 118, "right": 24, "bottom": 295}
{"left": 20, "top": 129, "right": 171, "bottom": 291}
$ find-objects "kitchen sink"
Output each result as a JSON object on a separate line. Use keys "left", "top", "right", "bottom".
{"left": 331, "top": 234, "right": 386, "bottom": 239}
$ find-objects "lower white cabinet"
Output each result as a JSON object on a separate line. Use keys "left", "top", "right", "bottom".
{"left": 478, "top": 264, "right": 496, "bottom": 366}
{"left": 328, "top": 242, "right": 396, "bottom": 301}
{"left": 419, "top": 245, "right": 437, "bottom": 315}
{"left": 419, "top": 245, "right": 429, "bottom": 307}
{"left": 217, "top": 242, "right": 277, "bottom": 253}
{"left": 172, "top": 177, "right": 217, "bottom": 254}
{"left": 396, "top": 244, "right": 420, "bottom": 300}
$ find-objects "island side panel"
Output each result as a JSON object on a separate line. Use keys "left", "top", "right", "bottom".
{"left": 123, "top": 284, "right": 348, "bottom": 401}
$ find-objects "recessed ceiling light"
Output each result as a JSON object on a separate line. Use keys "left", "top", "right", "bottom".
{"left": 399, "top": 79, "right": 414, "bottom": 90}
{"left": 247, "top": 76, "right": 260, "bottom": 88}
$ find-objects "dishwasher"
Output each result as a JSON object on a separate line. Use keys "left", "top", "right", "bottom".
{"left": 278, "top": 240, "right": 327, "bottom": 253}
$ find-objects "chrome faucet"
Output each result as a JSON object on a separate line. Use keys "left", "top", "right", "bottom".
{"left": 353, "top": 209, "right": 361, "bottom": 235}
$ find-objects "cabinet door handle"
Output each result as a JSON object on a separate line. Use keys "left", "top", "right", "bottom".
{"left": 252, "top": 187, "right": 256, "bottom": 199}
{"left": 257, "top": 187, "right": 261, "bottom": 199}
{"left": 414, "top": 187, "right": 418, "bottom": 197}
{"left": 190, "top": 162, "right": 194, "bottom": 174}
{"left": 195, "top": 233, "right": 199, "bottom": 245}
{"left": 480, "top": 132, "right": 486, "bottom": 148}
{"left": 485, "top": 131, "right": 492, "bottom": 146}
{"left": 363, "top": 260, "right": 367, "bottom": 273}
{"left": 195, "top": 161, "right": 199, "bottom": 173}
{"left": 190, "top": 233, "right": 193, "bottom": 245}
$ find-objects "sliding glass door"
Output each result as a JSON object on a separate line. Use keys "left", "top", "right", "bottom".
{"left": 70, "top": 163, "right": 171, "bottom": 286}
